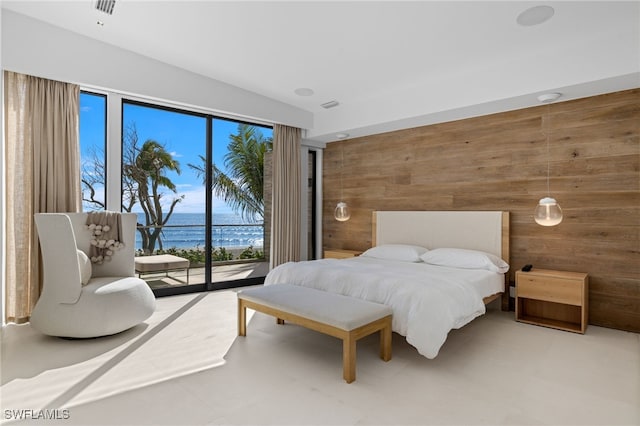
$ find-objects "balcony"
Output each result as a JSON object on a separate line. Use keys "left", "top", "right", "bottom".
{"left": 138, "top": 260, "right": 269, "bottom": 290}
{"left": 134, "top": 221, "right": 268, "bottom": 291}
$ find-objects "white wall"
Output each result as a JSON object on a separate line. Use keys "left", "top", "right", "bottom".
{"left": 1, "top": 10, "right": 312, "bottom": 130}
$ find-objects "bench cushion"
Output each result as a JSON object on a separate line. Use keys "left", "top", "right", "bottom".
{"left": 134, "top": 254, "right": 190, "bottom": 273}
{"left": 238, "top": 284, "right": 392, "bottom": 331}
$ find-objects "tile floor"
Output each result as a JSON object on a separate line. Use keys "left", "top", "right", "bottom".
{"left": 1, "top": 289, "right": 638, "bottom": 425}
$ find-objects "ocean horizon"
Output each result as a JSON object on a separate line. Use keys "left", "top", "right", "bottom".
{"left": 135, "top": 212, "right": 264, "bottom": 250}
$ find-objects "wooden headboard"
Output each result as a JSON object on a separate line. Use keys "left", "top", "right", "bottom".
{"left": 372, "top": 211, "right": 510, "bottom": 309}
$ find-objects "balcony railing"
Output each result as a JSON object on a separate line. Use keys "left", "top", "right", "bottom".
{"left": 134, "top": 223, "right": 265, "bottom": 261}
{"left": 134, "top": 223, "right": 268, "bottom": 289}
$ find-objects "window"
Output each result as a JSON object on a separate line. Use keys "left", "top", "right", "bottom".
{"left": 79, "top": 91, "right": 107, "bottom": 211}
{"left": 79, "top": 91, "right": 274, "bottom": 295}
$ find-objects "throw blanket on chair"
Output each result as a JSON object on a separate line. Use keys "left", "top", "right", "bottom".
{"left": 86, "top": 211, "right": 125, "bottom": 264}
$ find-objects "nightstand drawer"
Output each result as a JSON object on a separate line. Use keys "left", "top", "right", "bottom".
{"left": 517, "top": 275, "right": 583, "bottom": 306}
{"left": 324, "top": 249, "right": 363, "bottom": 259}
{"left": 516, "top": 273, "right": 584, "bottom": 306}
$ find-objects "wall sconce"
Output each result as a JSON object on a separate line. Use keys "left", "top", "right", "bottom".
{"left": 335, "top": 143, "right": 350, "bottom": 221}
{"left": 534, "top": 93, "right": 563, "bottom": 226}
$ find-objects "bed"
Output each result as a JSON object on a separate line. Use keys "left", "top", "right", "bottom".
{"left": 264, "top": 211, "right": 510, "bottom": 359}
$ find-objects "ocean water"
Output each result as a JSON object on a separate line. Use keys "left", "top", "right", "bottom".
{"left": 135, "top": 213, "right": 264, "bottom": 250}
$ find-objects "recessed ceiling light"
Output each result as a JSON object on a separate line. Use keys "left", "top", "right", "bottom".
{"left": 517, "top": 5, "right": 555, "bottom": 27}
{"left": 537, "top": 92, "right": 562, "bottom": 103}
{"left": 335, "top": 133, "right": 349, "bottom": 139}
{"left": 294, "top": 88, "right": 314, "bottom": 96}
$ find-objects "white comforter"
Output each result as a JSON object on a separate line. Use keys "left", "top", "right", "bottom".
{"left": 264, "top": 257, "right": 504, "bottom": 359}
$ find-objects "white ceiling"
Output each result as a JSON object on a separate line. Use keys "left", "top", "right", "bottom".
{"left": 2, "top": 1, "right": 639, "bottom": 143}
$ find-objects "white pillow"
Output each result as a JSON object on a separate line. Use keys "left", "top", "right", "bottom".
{"left": 361, "top": 244, "right": 428, "bottom": 262}
{"left": 77, "top": 249, "right": 92, "bottom": 286}
{"left": 420, "top": 248, "right": 509, "bottom": 273}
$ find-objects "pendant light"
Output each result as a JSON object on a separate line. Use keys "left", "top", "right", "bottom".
{"left": 335, "top": 143, "right": 350, "bottom": 222}
{"left": 534, "top": 94, "right": 563, "bottom": 226}
{"left": 335, "top": 202, "right": 350, "bottom": 222}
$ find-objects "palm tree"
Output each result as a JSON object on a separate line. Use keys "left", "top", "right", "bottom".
{"left": 123, "top": 130, "right": 183, "bottom": 254}
{"left": 189, "top": 124, "right": 272, "bottom": 221}
{"left": 82, "top": 123, "right": 183, "bottom": 254}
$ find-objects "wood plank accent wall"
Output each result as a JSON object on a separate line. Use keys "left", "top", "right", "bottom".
{"left": 323, "top": 89, "right": 639, "bottom": 333}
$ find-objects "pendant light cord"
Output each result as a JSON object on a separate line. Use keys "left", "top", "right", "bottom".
{"left": 545, "top": 104, "right": 551, "bottom": 197}
{"left": 340, "top": 144, "right": 344, "bottom": 200}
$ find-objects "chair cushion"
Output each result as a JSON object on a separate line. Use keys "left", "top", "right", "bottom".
{"left": 134, "top": 255, "right": 190, "bottom": 273}
{"left": 77, "top": 249, "right": 92, "bottom": 286}
{"left": 30, "top": 276, "right": 156, "bottom": 338}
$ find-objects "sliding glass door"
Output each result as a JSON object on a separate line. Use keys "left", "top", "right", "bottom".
{"left": 209, "top": 118, "right": 272, "bottom": 289}
{"left": 121, "top": 101, "right": 207, "bottom": 294}
{"left": 119, "top": 100, "right": 270, "bottom": 296}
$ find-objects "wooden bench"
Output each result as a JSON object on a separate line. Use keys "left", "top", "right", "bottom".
{"left": 134, "top": 254, "right": 190, "bottom": 283}
{"left": 237, "top": 284, "right": 392, "bottom": 383}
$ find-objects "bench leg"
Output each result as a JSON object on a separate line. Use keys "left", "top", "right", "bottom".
{"left": 343, "top": 333, "right": 356, "bottom": 383}
{"left": 238, "top": 301, "right": 246, "bottom": 337}
{"left": 380, "top": 322, "right": 392, "bottom": 362}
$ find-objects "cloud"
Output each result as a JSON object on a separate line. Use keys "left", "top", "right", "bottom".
{"left": 116, "top": 186, "right": 238, "bottom": 216}
{"left": 169, "top": 151, "right": 183, "bottom": 158}
{"left": 156, "top": 186, "right": 235, "bottom": 215}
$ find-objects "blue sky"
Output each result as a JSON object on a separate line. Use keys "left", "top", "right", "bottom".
{"left": 79, "top": 92, "right": 272, "bottom": 216}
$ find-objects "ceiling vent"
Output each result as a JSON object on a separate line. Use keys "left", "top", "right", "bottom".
{"left": 321, "top": 100, "right": 340, "bottom": 109}
{"left": 95, "top": 0, "right": 116, "bottom": 15}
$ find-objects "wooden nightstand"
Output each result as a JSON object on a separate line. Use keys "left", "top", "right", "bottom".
{"left": 323, "top": 249, "right": 363, "bottom": 259}
{"left": 516, "top": 269, "right": 589, "bottom": 334}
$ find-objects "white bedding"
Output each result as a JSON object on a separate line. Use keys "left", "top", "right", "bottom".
{"left": 264, "top": 257, "right": 504, "bottom": 359}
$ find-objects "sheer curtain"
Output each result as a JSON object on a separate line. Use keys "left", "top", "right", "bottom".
{"left": 4, "top": 71, "right": 81, "bottom": 323}
{"left": 270, "top": 124, "right": 301, "bottom": 268}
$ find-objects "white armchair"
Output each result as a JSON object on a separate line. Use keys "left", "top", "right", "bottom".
{"left": 31, "top": 212, "right": 156, "bottom": 338}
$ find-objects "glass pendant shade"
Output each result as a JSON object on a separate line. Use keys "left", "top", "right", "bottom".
{"left": 334, "top": 202, "right": 350, "bottom": 222}
{"left": 534, "top": 100, "right": 564, "bottom": 227}
{"left": 534, "top": 197, "right": 563, "bottom": 226}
